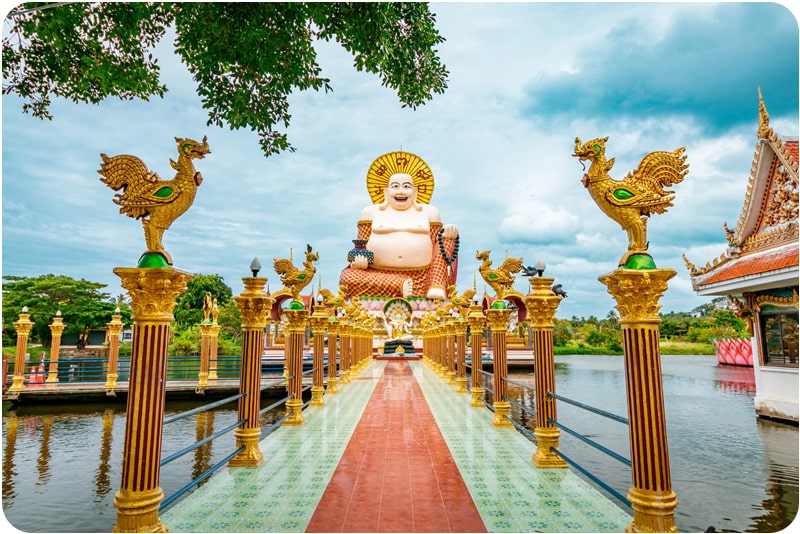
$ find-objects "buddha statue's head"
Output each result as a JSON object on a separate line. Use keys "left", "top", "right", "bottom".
{"left": 381, "top": 173, "right": 422, "bottom": 211}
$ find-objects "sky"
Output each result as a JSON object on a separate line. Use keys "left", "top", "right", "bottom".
{"left": 2, "top": 1, "right": 799, "bottom": 320}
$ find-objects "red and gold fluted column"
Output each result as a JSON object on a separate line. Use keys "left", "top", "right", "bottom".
{"left": 339, "top": 322, "right": 351, "bottom": 385}
{"left": 208, "top": 323, "right": 221, "bottom": 380}
{"left": 523, "top": 275, "right": 567, "bottom": 468}
{"left": 454, "top": 318, "right": 469, "bottom": 393}
{"left": 231, "top": 274, "right": 273, "bottom": 466}
{"left": 326, "top": 317, "right": 340, "bottom": 394}
{"left": 468, "top": 302, "right": 486, "bottom": 407}
{"left": 112, "top": 266, "right": 193, "bottom": 533}
{"left": 486, "top": 305, "right": 513, "bottom": 428}
{"left": 599, "top": 268, "right": 677, "bottom": 533}
{"left": 283, "top": 307, "right": 309, "bottom": 425}
{"left": 104, "top": 310, "right": 123, "bottom": 390}
{"left": 47, "top": 311, "right": 67, "bottom": 383}
{"left": 9, "top": 308, "right": 34, "bottom": 394}
{"left": 446, "top": 318, "right": 457, "bottom": 385}
{"left": 197, "top": 323, "right": 214, "bottom": 390}
{"left": 309, "top": 299, "right": 328, "bottom": 406}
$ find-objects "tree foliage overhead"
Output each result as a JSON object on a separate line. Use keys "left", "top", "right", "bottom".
{"left": 3, "top": 2, "right": 449, "bottom": 157}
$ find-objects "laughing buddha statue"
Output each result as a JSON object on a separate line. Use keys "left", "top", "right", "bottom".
{"left": 339, "top": 151, "right": 459, "bottom": 300}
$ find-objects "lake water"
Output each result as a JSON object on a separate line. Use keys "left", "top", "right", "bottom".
{"left": 2, "top": 355, "right": 798, "bottom": 533}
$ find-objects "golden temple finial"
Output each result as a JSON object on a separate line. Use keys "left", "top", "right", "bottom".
{"left": 573, "top": 136, "right": 688, "bottom": 268}
{"left": 99, "top": 136, "right": 210, "bottom": 266}
{"left": 757, "top": 86, "right": 771, "bottom": 140}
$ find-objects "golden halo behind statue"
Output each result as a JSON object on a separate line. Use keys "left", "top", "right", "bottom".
{"left": 366, "top": 151, "right": 434, "bottom": 205}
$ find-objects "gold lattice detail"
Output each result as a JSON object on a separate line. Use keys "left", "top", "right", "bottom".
{"left": 366, "top": 151, "right": 434, "bottom": 205}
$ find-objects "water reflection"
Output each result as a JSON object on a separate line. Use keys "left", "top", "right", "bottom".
{"left": 1, "top": 357, "right": 797, "bottom": 533}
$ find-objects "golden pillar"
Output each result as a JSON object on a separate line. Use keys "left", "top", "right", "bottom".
{"left": 9, "top": 308, "right": 34, "bottom": 394}
{"left": 454, "top": 319, "right": 469, "bottom": 393}
{"left": 230, "top": 274, "right": 273, "bottom": 466}
{"left": 197, "top": 323, "right": 214, "bottom": 390}
{"left": 283, "top": 307, "right": 308, "bottom": 425}
{"left": 339, "top": 323, "right": 351, "bottom": 385}
{"left": 486, "top": 306, "right": 513, "bottom": 428}
{"left": 104, "top": 310, "right": 123, "bottom": 390}
{"left": 468, "top": 302, "right": 486, "bottom": 407}
{"left": 208, "top": 323, "right": 220, "bottom": 380}
{"left": 523, "top": 273, "right": 567, "bottom": 468}
{"left": 446, "top": 319, "right": 457, "bottom": 385}
{"left": 326, "top": 317, "right": 340, "bottom": 394}
{"left": 46, "top": 311, "right": 66, "bottom": 383}
{"left": 599, "top": 268, "right": 678, "bottom": 533}
{"left": 112, "top": 266, "right": 192, "bottom": 533}
{"left": 309, "top": 300, "right": 328, "bottom": 406}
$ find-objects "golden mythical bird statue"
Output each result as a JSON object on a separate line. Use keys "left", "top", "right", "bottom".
{"left": 573, "top": 136, "right": 688, "bottom": 266}
{"left": 476, "top": 250, "right": 523, "bottom": 300}
{"left": 446, "top": 285, "right": 477, "bottom": 318}
{"left": 99, "top": 136, "right": 210, "bottom": 265}
{"left": 274, "top": 245, "right": 319, "bottom": 303}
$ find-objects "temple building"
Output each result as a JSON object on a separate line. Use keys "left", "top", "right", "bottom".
{"left": 684, "top": 89, "right": 798, "bottom": 424}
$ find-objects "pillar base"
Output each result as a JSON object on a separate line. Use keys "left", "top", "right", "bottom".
{"left": 45, "top": 374, "right": 59, "bottom": 383}
{"left": 625, "top": 486, "right": 678, "bottom": 533}
{"left": 532, "top": 427, "right": 568, "bottom": 468}
{"left": 112, "top": 487, "right": 167, "bottom": 533}
{"left": 103, "top": 373, "right": 118, "bottom": 390}
{"left": 339, "top": 371, "right": 350, "bottom": 385}
{"left": 208, "top": 370, "right": 218, "bottom": 380}
{"left": 309, "top": 385, "right": 325, "bottom": 406}
{"left": 8, "top": 376, "right": 26, "bottom": 393}
{"left": 229, "top": 427, "right": 264, "bottom": 467}
{"left": 470, "top": 387, "right": 485, "bottom": 407}
{"left": 326, "top": 376, "right": 339, "bottom": 395}
{"left": 196, "top": 372, "right": 208, "bottom": 389}
{"left": 492, "top": 401, "right": 514, "bottom": 428}
{"left": 283, "top": 399, "right": 305, "bottom": 426}
{"left": 455, "top": 377, "right": 469, "bottom": 393}
{"left": 446, "top": 370, "right": 456, "bottom": 385}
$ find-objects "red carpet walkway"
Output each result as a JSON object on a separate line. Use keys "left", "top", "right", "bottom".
{"left": 306, "top": 361, "right": 487, "bottom": 533}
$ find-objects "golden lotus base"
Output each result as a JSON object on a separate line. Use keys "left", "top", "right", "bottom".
{"left": 283, "top": 399, "right": 305, "bottom": 426}
{"left": 446, "top": 370, "right": 456, "bottom": 385}
{"left": 455, "top": 377, "right": 469, "bottom": 393}
{"left": 104, "top": 373, "right": 118, "bottom": 390}
{"left": 326, "top": 376, "right": 339, "bottom": 395}
{"left": 625, "top": 486, "right": 678, "bottom": 533}
{"left": 492, "top": 401, "right": 514, "bottom": 428}
{"left": 470, "top": 387, "right": 485, "bottom": 407}
{"left": 309, "top": 386, "right": 325, "bottom": 406}
{"left": 196, "top": 372, "right": 209, "bottom": 389}
{"left": 532, "top": 427, "right": 568, "bottom": 468}
{"left": 229, "top": 427, "right": 264, "bottom": 467}
{"left": 112, "top": 487, "right": 167, "bottom": 533}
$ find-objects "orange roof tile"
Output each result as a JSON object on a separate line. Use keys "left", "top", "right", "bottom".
{"left": 785, "top": 140, "right": 798, "bottom": 164}
{"left": 699, "top": 246, "right": 798, "bottom": 286}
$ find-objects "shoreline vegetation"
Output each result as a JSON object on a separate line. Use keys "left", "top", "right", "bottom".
{"left": 554, "top": 340, "right": 716, "bottom": 356}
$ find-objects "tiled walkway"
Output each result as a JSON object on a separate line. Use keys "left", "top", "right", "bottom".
{"left": 162, "top": 360, "right": 631, "bottom": 533}
{"left": 306, "top": 361, "right": 486, "bottom": 532}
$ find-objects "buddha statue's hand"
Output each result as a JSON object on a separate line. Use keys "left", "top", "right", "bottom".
{"left": 426, "top": 286, "right": 446, "bottom": 300}
{"left": 441, "top": 224, "right": 459, "bottom": 239}
{"left": 351, "top": 255, "right": 369, "bottom": 269}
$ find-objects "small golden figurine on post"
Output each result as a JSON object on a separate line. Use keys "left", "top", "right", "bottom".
{"left": 574, "top": 135, "right": 687, "bottom": 533}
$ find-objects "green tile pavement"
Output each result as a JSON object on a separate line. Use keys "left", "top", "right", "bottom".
{"left": 161, "top": 361, "right": 386, "bottom": 532}
{"left": 410, "top": 360, "right": 633, "bottom": 532}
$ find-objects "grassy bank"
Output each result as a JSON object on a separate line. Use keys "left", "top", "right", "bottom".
{"left": 554, "top": 340, "right": 715, "bottom": 356}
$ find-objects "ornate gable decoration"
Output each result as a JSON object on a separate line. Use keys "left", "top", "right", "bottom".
{"left": 685, "top": 89, "right": 798, "bottom": 279}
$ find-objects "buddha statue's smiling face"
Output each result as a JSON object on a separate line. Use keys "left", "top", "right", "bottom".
{"left": 384, "top": 173, "right": 417, "bottom": 210}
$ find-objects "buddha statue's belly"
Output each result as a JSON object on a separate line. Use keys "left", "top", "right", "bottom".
{"left": 368, "top": 231, "right": 432, "bottom": 268}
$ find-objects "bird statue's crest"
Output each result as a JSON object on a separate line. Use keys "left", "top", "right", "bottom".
{"left": 573, "top": 136, "right": 688, "bottom": 268}
{"left": 274, "top": 245, "right": 319, "bottom": 303}
{"left": 447, "top": 285, "right": 477, "bottom": 318}
{"left": 99, "top": 136, "right": 210, "bottom": 266}
{"left": 476, "top": 250, "right": 523, "bottom": 300}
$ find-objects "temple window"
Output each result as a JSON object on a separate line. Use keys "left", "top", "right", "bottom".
{"left": 760, "top": 309, "right": 799, "bottom": 367}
